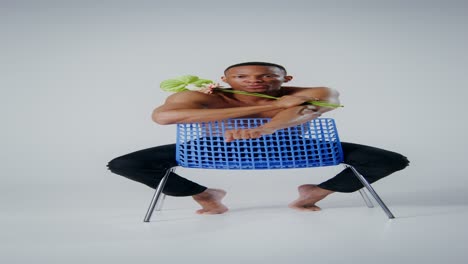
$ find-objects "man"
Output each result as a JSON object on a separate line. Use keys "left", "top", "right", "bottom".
{"left": 107, "top": 62, "right": 409, "bottom": 214}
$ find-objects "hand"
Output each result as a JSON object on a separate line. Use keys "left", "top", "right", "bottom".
{"left": 273, "top": 95, "right": 314, "bottom": 108}
{"left": 301, "top": 105, "right": 322, "bottom": 116}
{"left": 224, "top": 127, "right": 276, "bottom": 142}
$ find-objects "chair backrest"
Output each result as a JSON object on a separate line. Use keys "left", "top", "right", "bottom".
{"left": 176, "top": 118, "right": 344, "bottom": 170}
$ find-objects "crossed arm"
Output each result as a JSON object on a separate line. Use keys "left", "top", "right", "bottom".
{"left": 152, "top": 88, "right": 340, "bottom": 142}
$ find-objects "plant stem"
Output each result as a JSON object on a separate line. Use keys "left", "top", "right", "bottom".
{"left": 214, "top": 88, "right": 343, "bottom": 108}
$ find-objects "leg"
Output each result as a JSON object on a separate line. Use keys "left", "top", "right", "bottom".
{"left": 144, "top": 167, "right": 174, "bottom": 222}
{"left": 358, "top": 188, "right": 374, "bottom": 208}
{"left": 107, "top": 144, "right": 228, "bottom": 215}
{"left": 343, "top": 164, "right": 395, "bottom": 219}
{"left": 107, "top": 144, "right": 207, "bottom": 196}
{"left": 288, "top": 184, "right": 334, "bottom": 211}
{"left": 192, "top": 189, "right": 229, "bottom": 215}
{"left": 155, "top": 194, "right": 167, "bottom": 211}
{"left": 317, "top": 142, "right": 409, "bottom": 192}
{"left": 290, "top": 142, "right": 409, "bottom": 212}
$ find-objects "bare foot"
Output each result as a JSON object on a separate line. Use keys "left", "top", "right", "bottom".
{"left": 192, "top": 188, "right": 229, "bottom": 215}
{"left": 288, "top": 184, "right": 334, "bottom": 211}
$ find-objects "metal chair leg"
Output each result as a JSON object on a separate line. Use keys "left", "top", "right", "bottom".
{"left": 358, "top": 188, "right": 374, "bottom": 208}
{"left": 143, "top": 167, "right": 175, "bottom": 222}
{"left": 155, "top": 194, "right": 167, "bottom": 211}
{"left": 343, "top": 164, "right": 395, "bottom": 219}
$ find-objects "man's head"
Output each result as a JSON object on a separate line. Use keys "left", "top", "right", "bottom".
{"left": 224, "top": 62, "right": 287, "bottom": 75}
{"left": 221, "top": 62, "right": 293, "bottom": 93}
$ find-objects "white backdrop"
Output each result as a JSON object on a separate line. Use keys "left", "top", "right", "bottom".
{"left": 1, "top": 0, "right": 468, "bottom": 211}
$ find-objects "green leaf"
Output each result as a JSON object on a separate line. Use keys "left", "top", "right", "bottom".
{"left": 178, "top": 75, "right": 199, "bottom": 84}
{"left": 192, "top": 79, "right": 213, "bottom": 86}
{"left": 160, "top": 75, "right": 216, "bottom": 92}
{"left": 160, "top": 79, "right": 188, "bottom": 92}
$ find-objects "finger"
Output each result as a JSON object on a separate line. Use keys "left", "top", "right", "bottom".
{"left": 232, "top": 129, "right": 242, "bottom": 140}
{"left": 305, "top": 105, "right": 319, "bottom": 111}
{"left": 224, "top": 131, "right": 234, "bottom": 142}
{"left": 248, "top": 130, "right": 261, "bottom": 139}
{"left": 241, "top": 129, "right": 252, "bottom": 139}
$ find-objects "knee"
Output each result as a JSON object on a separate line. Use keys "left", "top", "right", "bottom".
{"left": 346, "top": 150, "right": 409, "bottom": 173}
{"left": 390, "top": 154, "right": 410, "bottom": 171}
{"left": 106, "top": 157, "right": 133, "bottom": 172}
{"left": 106, "top": 156, "right": 175, "bottom": 173}
{"left": 106, "top": 158, "right": 119, "bottom": 172}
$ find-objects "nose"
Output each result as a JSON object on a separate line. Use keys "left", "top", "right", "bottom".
{"left": 245, "top": 76, "right": 263, "bottom": 83}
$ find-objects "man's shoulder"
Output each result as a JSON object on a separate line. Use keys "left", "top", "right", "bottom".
{"left": 165, "top": 90, "right": 222, "bottom": 103}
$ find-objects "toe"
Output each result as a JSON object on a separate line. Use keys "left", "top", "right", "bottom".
{"left": 196, "top": 209, "right": 206, "bottom": 214}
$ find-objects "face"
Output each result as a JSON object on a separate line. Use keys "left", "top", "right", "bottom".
{"left": 221, "top": 65, "right": 293, "bottom": 93}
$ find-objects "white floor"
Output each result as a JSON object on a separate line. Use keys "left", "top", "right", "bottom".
{"left": 2, "top": 183, "right": 467, "bottom": 264}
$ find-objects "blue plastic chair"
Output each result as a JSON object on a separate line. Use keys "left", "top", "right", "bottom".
{"left": 144, "top": 118, "right": 395, "bottom": 222}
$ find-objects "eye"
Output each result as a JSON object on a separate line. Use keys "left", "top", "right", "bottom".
{"left": 263, "top": 74, "right": 278, "bottom": 78}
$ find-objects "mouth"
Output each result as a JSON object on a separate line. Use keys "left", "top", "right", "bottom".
{"left": 245, "top": 85, "right": 268, "bottom": 89}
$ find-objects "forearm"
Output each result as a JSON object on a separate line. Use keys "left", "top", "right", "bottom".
{"left": 153, "top": 104, "right": 282, "bottom": 124}
{"left": 259, "top": 89, "right": 341, "bottom": 131}
{"left": 259, "top": 106, "right": 320, "bottom": 132}
{"left": 222, "top": 88, "right": 341, "bottom": 142}
{"left": 222, "top": 105, "right": 322, "bottom": 142}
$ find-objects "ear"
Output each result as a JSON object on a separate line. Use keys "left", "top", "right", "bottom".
{"left": 283, "top": 75, "right": 293, "bottom": 82}
{"left": 221, "top": 76, "right": 227, "bottom": 83}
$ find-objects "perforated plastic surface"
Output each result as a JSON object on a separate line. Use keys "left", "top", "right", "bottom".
{"left": 176, "top": 118, "right": 344, "bottom": 169}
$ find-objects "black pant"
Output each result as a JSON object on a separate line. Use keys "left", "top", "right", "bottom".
{"left": 107, "top": 142, "right": 409, "bottom": 196}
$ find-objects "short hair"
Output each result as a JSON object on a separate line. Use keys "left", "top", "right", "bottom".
{"left": 224, "top": 62, "right": 287, "bottom": 75}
